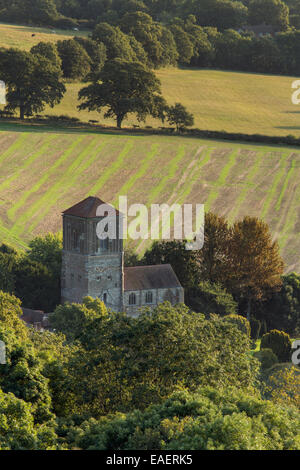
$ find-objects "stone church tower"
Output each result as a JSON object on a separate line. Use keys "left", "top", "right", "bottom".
{"left": 61, "top": 196, "right": 124, "bottom": 311}
{"left": 61, "top": 196, "right": 184, "bottom": 315}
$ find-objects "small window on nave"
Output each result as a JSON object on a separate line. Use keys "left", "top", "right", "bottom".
{"left": 145, "top": 291, "right": 153, "bottom": 304}
{"left": 129, "top": 293, "right": 136, "bottom": 305}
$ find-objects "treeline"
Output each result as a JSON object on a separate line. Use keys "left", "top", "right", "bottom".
{"left": 0, "top": 291, "right": 299, "bottom": 449}
{"left": 2, "top": 0, "right": 300, "bottom": 75}
{"left": 90, "top": 16, "right": 300, "bottom": 75}
{"left": 1, "top": 213, "right": 300, "bottom": 338}
{"left": 0, "top": 212, "right": 299, "bottom": 449}
{"left": 0, "top": 0, "right": 291, "bottom": 32}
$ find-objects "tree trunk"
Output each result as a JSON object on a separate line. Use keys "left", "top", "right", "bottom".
{"left": 247, "top": 298, "right": 251, "bottom": 322}
{"left": 117, "top": 115, "right": 122, "bottom": 129}
{"left": 20, "top": 105, "right": 24, "bottom": 120}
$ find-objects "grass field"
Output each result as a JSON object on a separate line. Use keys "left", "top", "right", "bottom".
{"left": 0, "top": 125, "right": 300, "bottom": 273}
{"left": 0, "top": 22, "right": 88, "bottom": 50}
{"left": 40, "top": 70, "right": 300, "bottom": 137}
{"left": 0, "top": 23, "right": 299, "bottom": 137}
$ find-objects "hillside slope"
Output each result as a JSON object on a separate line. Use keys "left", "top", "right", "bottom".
{"left": 41, "top": 69, "right": 300, "bottom": 137}
{"left": 0, "top": 128, "right": 299, "bottom": 272}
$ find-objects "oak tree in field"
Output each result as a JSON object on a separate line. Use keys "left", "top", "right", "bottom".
{"left": 78, "top": 58, "right": 167, "bottom": 128}
{"left": 228, "top": 216, "right": 284, "bottom": 320}
{"left": 0, "top": 48, "right": 65, "bottom": 119}
{"left": 166, "top": 102, "right": 194, "bottom": 131}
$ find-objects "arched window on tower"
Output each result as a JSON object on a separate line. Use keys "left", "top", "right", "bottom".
{"left": 129, "top": 293, "right": 136, "bottom": 305}
{"left": 72, "top": 229, "right": 78, "bottom": 250}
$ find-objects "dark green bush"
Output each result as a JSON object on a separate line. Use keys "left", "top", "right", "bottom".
{"left": 225, "top": 314, "right": 251, "bottom": 337}
{"left": 253, "top": 348, "right": 278, "bottom": 370}
{"left": 250, "top": 317, "right": 262, "bottom": 340}
{"left": 261, "top": 330, "right": 292, "bottom": 362}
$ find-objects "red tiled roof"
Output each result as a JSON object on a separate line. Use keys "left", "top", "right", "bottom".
{"left": 63, "top": 196, "right": 120, "bottom": 218}
{"left": 124, "top": 264, "right": 182, "bottom": 291}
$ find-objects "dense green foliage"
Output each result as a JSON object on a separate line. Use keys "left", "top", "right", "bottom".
{"left": 49, "top": 300, "right": 259, "bottom": 417}
{"left": 186, "top": 281, "right": 237, "bottom": 316}
{"left": 62, "top": 387, "right": 300, "bottom": 450}
{"left": 78, "top": 58, "right": 166, "bottom": 128}
{"left": 253, "top": 348, "right": 279, "bottom": 370}
{"left": 142, "top": 213, "right": 284, "bottom": 322}
{"left": 57, "top": 39, "right": 92, "bottom": 79}
{"left": 226, "top": 314, "right": 251, "bottom": 337}
{"left": 0, "top": 47, "right": 65, "bottom": 119}
{"left": 254, "top": 273, "right": 300, "bottom": 336}
{"left": 0, "top": 285, "right": 298, "bottom": 449}
{"left": 0, "top": 0, "right": 298, "bottom": 76}
{"left": 0, "top": 234, "right": 62, "bottom": 312}
{"left": 261, "top": 329, "right": 292, "bottom": 362}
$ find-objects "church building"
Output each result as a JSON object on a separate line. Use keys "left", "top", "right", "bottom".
{"left": 61, "top": 196, "right": 184, "bottom": 316}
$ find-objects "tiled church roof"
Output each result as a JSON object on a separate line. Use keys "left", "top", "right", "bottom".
{"left": 63, "top": 196, "right": 120, "bottom": 218}
{"left": 124, "top": 264, "right": 182, "bottom": 291}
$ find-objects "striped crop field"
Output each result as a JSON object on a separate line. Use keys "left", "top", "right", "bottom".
{"left": 0, "top": 127, "right": 300, "bottom": 272}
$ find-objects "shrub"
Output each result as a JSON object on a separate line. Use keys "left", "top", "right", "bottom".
{"left": 253, "top": 348, "right": 278, "bottom": 370}
{"left": 261, "top": 330, "right": 292, "bottom": 362}
{"left": 225, "top": 314, "right": 251, "bottom": 337}
{"left": 250, "top": 317, "right": 262, "bottom": 340}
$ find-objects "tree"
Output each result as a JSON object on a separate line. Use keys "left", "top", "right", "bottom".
{"left": 0, "top": 291, "right": 28, "bottom": 340}
{"left": 64, "top": 387, "right": 300, "bottom": 450}
{"left": 229, "top": 217, "right": 284, "bottom": 320}
{"left": 187, "top": 0, "right": 248, "bottom": 30}
{"left": 213, "top": 29, "right": 252, "bottom": 71}
{"left": 27, "top": 233, "right": 62, "bottom": 279}
{"left": 0, "top": 388, "right": 55, "bottom": 450}
{"left": 78, "top": 58, "right": 166, "bottom": 128}
{"left": 166, "top": 102, "right": 194, "bottom": 131}
{"left": 56, "top": 39, "right": 92, "bottom": 80}
{"left": 74, "top": 37, "right": 107, "bottom": 74}
{"left": 0, "top": 49, "right": 65, "bottom": 119}
{"left": 50, "top": 297, "right": 108, "bottom": 342}
{"left": 142, "top": 240, "right": 199, "bottom": 288}
{"left": 185, "top": 23, "right": 215, "bottom": 67}
{"left": 250, "top": 36, "right": 282, "bottom": 74}
{"left": 197, "top": 211, "right": 231, "bottom": 285}
{"left": 170, "top": 24, "right": 194, "bottom": 64}
{"left": 254, "top": 272, "right": 300, "bottom": 336}
{"left": 120, "top": 11, "right": 178, "bottom": 67}
{"left": 23, "top": 0, "right": 58, "bottom": 24}
{"left": 59, "top": 302, "right": 258, "bottom": 416}
{"left": 92, "top": 22, "right": 138, "bottom": 62}
{"left": 186, "top": 281, "right": 237, "bottom": 316}
{"left": 30, "top": 42, "right": 62, "bottom": 71}
{"left": 261, "top": 329, "right": 292, "bottom": 362}
{"left": 0, "top": 0, "right": 58, "bottom": 25}
{"left": 267, "top": 366, "right": 300, "bottom": 409}
{"left": 0, "top": 330, "right": 54, "bottom": 425}
{"left": 0, "top": 252, "right": 15, "bottom": 294}
{"left": 248, "top": 0, "right": 289, "bottom": 31}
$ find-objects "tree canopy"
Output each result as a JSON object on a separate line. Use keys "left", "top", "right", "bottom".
{"left": 78, "top": 58, "right": 166, "bottom": 127}
{"left": 0, "top": 48, "right": 65, "bottom": 119}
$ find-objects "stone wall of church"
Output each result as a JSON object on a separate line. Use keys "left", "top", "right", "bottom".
{"left": 124, "top": 286, "right": 184, "bottom": 317}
